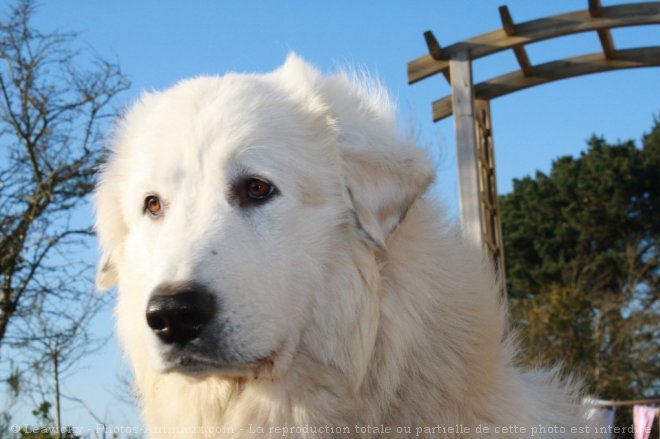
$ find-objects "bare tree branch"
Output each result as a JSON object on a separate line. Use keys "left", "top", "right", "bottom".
{"left": 0, "top": 0, "right": 130, "bottom": 430}
{"left": 0, "top": 0, "right": 129, "bottom": 342}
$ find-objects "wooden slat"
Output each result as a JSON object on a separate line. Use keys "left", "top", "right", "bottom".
{"left": 408, "top": 2, "right": 660, "bottom": 84}
{"left": 479, "top": 156, "right": 494, "bottom": 177}
{"left": 432, "top": 47, "right": 660, "bottom": 121}
{"left": 499, "top": 5, "right": 517, "bottom": 35}
{"left": 499, "top": 6, "right": 533, "bottom": 76}
{"left": 512, "top": 47, "right": 533, "bottom": 76}
{"left": 424, "top": 30, "right": 444, "bottom": 60}
{"left": 597, "top": 29, "right": 617, "bottom": 58}
{"left": 473, "top": 99, "right": 506, "bottom": 294}
{"left": 423, "top": 31, "right": 451, "bottom": 82}
{"left": 483, "top": 238, "right": 498, "bottom": 256}
{"left": 589, "top": 0, "right": 604, "bottom": 17}
{"left": 589, "top": 0, "right": 616, "bottom": 58}
{"left": 433, "top": 99, "right": 453, "bottom": 122}
{"left": 480, "top": 191, "right": 495, "bottom": 213}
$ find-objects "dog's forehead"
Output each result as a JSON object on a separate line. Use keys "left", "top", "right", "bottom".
{"left": 131, "top": 77, "right": 279, "bottom": 146}
{"left": 115, "top": 73, "right": 339, "bottom": 203}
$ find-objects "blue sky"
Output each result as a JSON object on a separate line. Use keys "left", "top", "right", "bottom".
{"left": 5, "top": 0, "right": 659, "bottom": 432}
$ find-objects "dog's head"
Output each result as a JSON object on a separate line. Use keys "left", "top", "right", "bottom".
{"left": 95, "top": 55, "right": 433, "bottom": 379}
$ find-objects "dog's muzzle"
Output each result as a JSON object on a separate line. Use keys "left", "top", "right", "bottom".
{"left": 145, "top": 282, "right": 216, "bottom": 345}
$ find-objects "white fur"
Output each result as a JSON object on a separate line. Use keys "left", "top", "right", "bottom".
{"left": 95, "top": 55, "right": 589, "bottom": 438}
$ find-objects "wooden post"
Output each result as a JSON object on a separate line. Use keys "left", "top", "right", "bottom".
{"left": 450, "top": 50, "right": 483, "bottom": 246}
{"left": 408, "top": 2, "right": 660, "bottom": 301}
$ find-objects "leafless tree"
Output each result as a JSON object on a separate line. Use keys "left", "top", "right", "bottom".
{"left": 0, "top": 0, "right": 130, "bottom": 431}
{"left": 14, "top": 294, "right": 109, "bottom": 437}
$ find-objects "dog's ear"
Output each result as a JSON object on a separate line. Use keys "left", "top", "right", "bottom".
{"left": 276, "top": 53, "right": 333, "bottom": 118}
{"left": 278, "top": 52, "right": 320, "bottom": 89}
{"left": 278, "top": 55, "right": 435, "bottom": 249}
{"left": 94, "top": 167, "right": 127, "bottom": 291}
{"left": 341, "top": 146, "right": 434, "bottom": 250}
{"left": 96, "top": 250, "right": 118, "bottom": 291}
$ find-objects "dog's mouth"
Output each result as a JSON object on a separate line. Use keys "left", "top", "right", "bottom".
{"left": 162, "top": 351, "right": 277, "bottom": 379}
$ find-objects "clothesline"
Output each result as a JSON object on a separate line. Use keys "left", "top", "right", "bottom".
{"left": 589, "top": 399, "right": 660, "bottom": 439}
{"left": 591, "top": 398, "right": 660, "bottom": 408}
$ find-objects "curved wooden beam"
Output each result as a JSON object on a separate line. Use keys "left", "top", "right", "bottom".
{"left": 432, "top": 47, "right": 660, "bottom": 121}
{"left": 408, "top": 2, "right": 660, "bottom": 84}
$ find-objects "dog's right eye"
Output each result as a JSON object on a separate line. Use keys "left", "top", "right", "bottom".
{"left": 144, "top": 195, "right": 163, "bottom": 217}
{"left": 246, "top": 179, "right": 273, "bottom": 200}
{"left": 232, "top": 177, "right": 278, "bottom": 208}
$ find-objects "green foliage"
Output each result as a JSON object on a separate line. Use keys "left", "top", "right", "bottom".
{"left": 501, "top": 118, "right": 660, "bottom": 402}
{"left": 17, "top": 402, "right": 80, "bottom": 439}
{"left": 503, "top": 127, "right": 659, "bottom": 297}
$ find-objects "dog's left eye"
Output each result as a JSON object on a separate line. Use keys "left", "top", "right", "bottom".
{"left": 233, "top": 177, "right": 277, "bottom": 207}
{"left": 246, "top": 178, "right": 273, "bottom": 200}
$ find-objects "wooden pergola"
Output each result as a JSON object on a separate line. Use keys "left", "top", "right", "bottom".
{"left": 407, "top": 1, "right": 660, "bottom": 293}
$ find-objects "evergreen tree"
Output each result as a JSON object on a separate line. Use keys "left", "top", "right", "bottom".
{"left": 500, "top": 119, "right": 659, "bottom": 403}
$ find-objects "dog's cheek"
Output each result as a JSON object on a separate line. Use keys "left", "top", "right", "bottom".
{"left": 236, "top": 241, "right": 317, "bottom": 357}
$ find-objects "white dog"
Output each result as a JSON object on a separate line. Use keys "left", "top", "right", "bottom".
{"left": 95, "top": 55, "right": 587, "bottom": 437}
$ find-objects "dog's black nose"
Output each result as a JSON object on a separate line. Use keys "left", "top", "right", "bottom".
{"left": 145, "top": 282, "right": 216, "bottom": 345}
